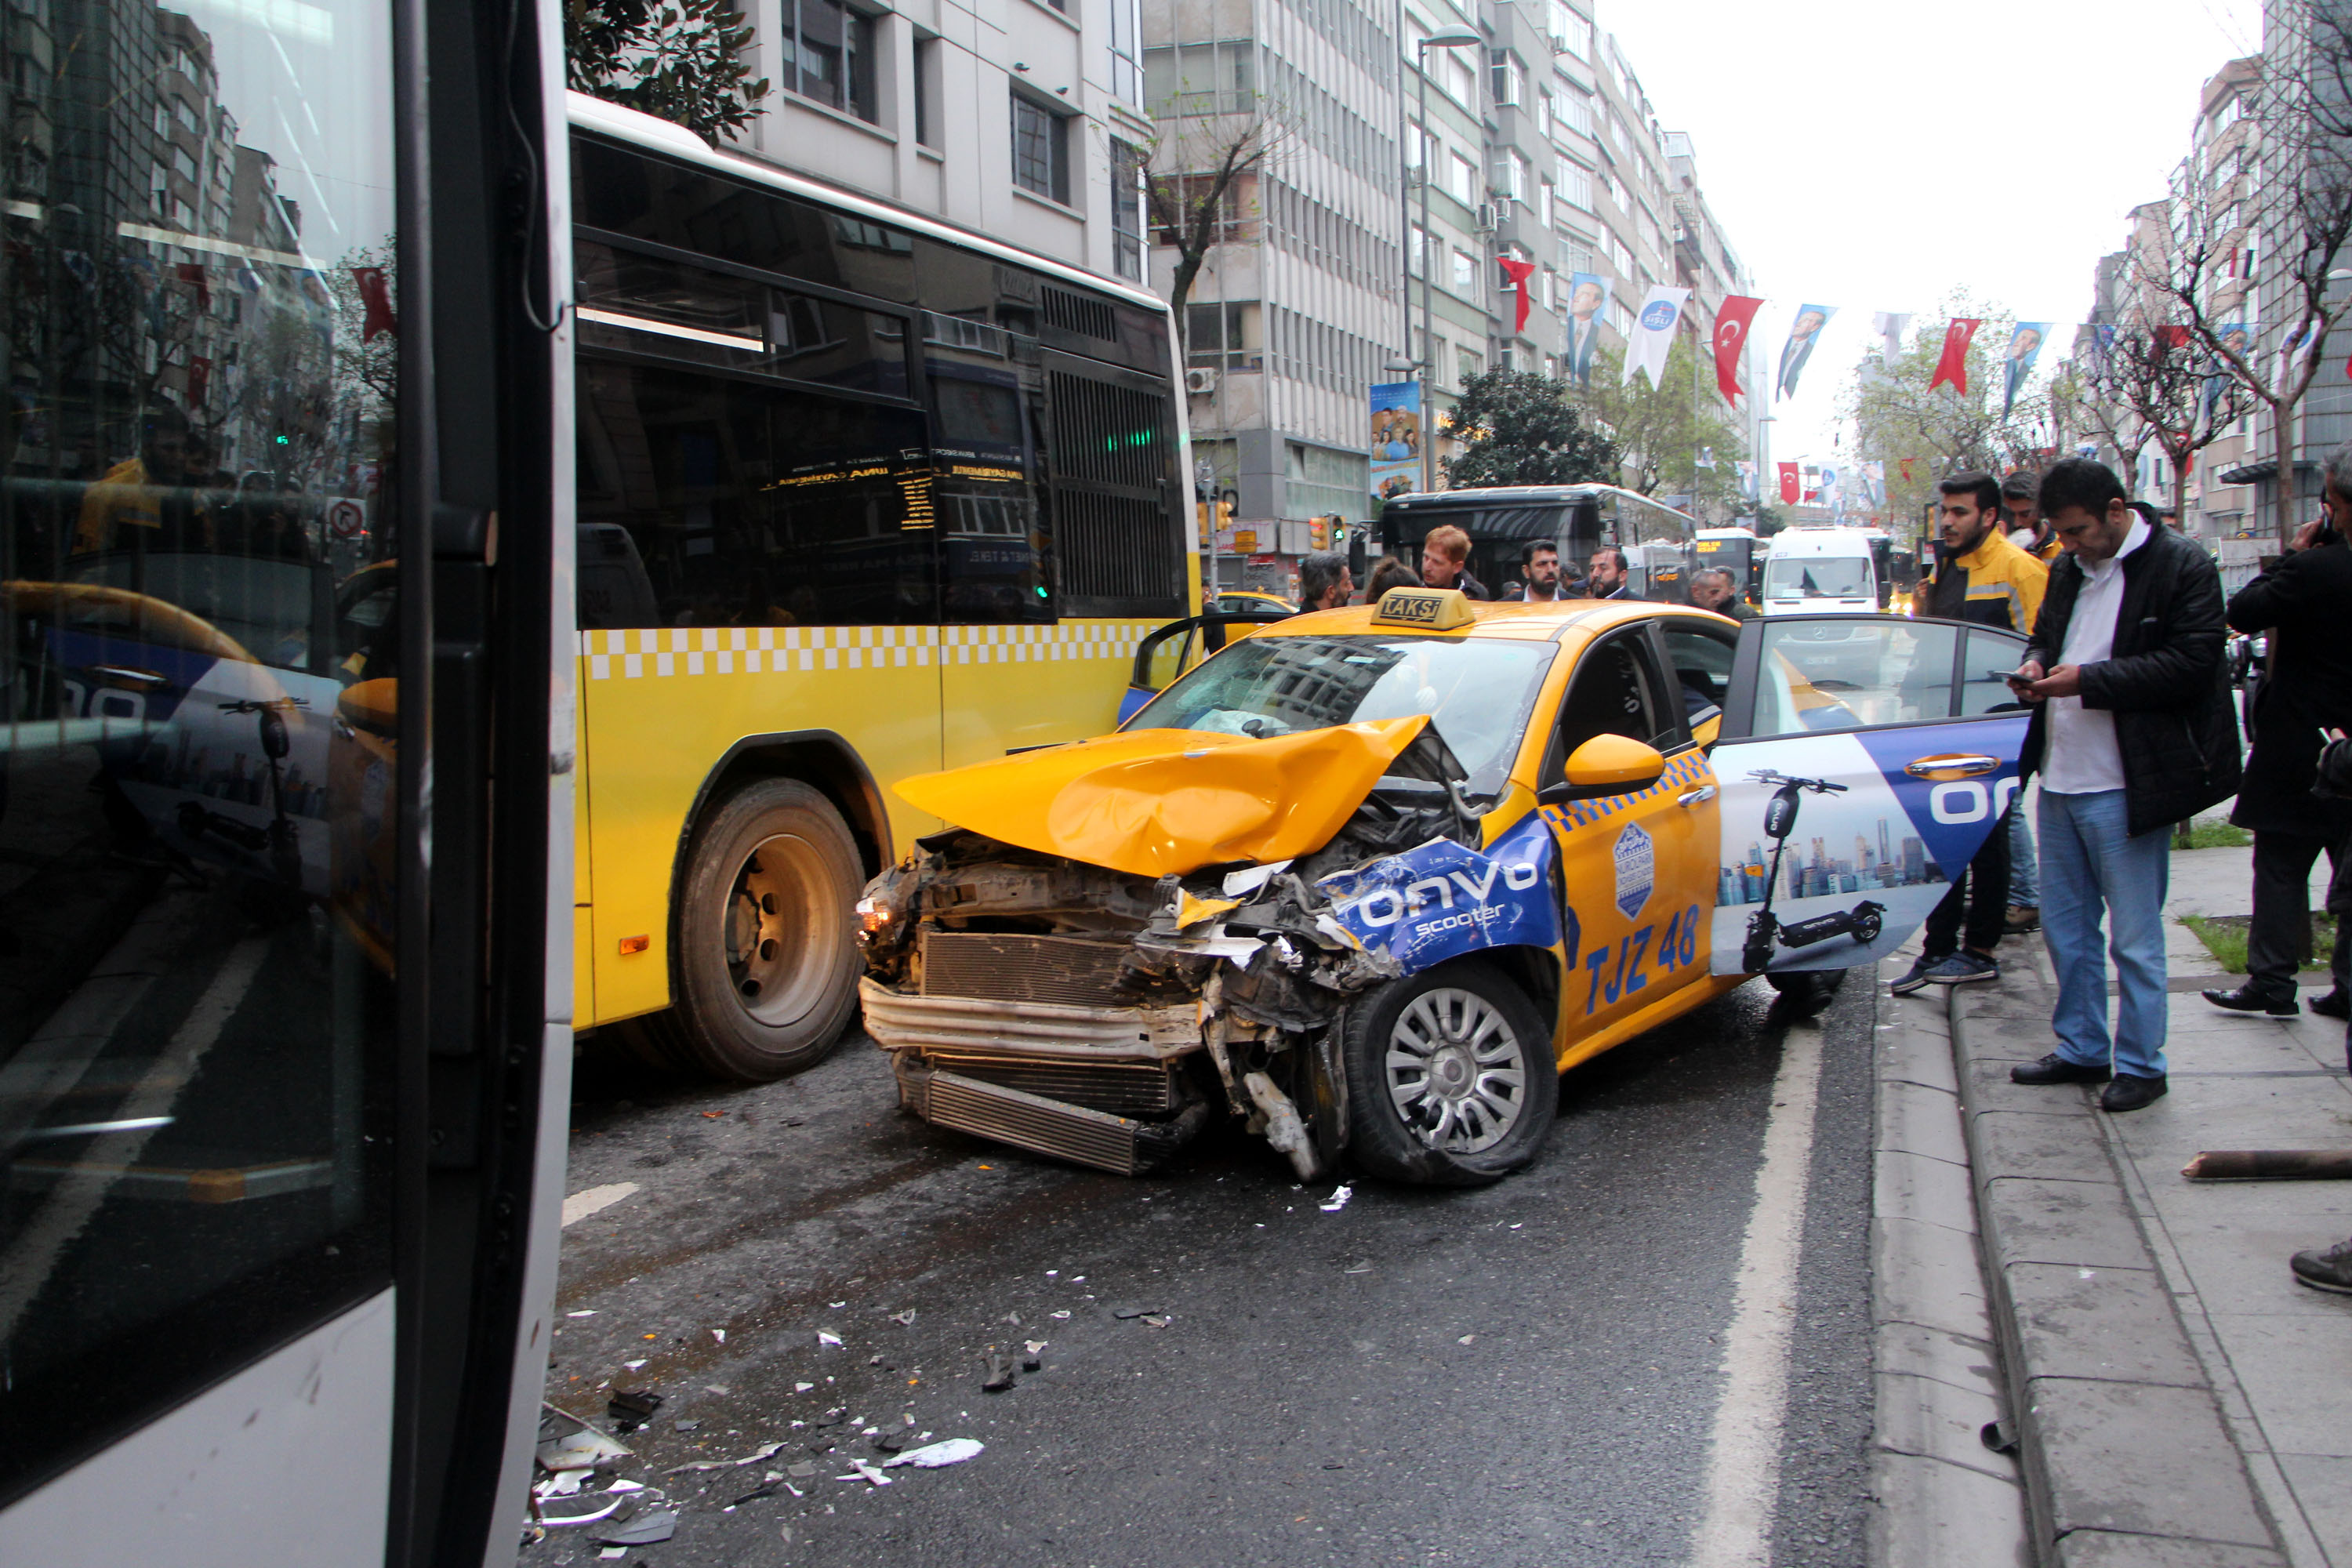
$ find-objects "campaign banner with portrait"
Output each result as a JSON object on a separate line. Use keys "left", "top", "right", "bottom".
{"left": 1564, "top": 272, "right": 1608, "bottom": 388}
{"left": 1369, "top": 380, "right": 1422, "bottom": 504}
{"left": 2002, "top": 322, "right": 2053, "bottom": 417}
{"left": 1777, "top": 304, "right": 1835, "bottom": 399}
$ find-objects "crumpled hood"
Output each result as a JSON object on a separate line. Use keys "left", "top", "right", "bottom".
{"left": 891, "top": 717, "right": 1432, "bottom": 878}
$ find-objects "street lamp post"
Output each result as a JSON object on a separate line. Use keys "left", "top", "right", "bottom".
{"left": 1401, "top": 22, "right": 1483, "bottom": 497}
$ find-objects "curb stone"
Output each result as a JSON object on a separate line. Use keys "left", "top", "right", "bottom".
{"left": 1945, "top": 976, "right": 2290, "bottom": 1566}
{"left": 1867, "top": 954, "right": 2030, "bottom": 1567}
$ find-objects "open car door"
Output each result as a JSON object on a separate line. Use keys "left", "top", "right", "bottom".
{"left": 1708, "top": 615, "right": 2031, "bottom": 976}
{"left": 1115, "top": 612, "right": 1290, "bottom": 726}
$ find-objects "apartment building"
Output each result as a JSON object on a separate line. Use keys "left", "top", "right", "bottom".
{"left": 721, "top": 0, "right": 1156, "bottom": 286}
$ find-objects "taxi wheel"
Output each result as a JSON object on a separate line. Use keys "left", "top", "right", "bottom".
{"left": 1766, "top": 967, "right": 1846, "bottom": 1018}
{"left": 1341, "top": 960, "right": 1558, "bottom": 1187}
{"left": 670, "top": 779, "right": 863, "bottom": 1083}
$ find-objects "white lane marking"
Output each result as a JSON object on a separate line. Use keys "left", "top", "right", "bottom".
{"left": 0, "top": 935, "right": 270, "bottom": 1340}
{"left": 562, "top": 1181, "right": 641, "bottom": 1228}
{"left": 1686, "top": 1011, "right": 1828, "bottom": 1568}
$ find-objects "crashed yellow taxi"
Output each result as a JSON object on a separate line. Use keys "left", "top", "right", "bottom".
{"left": 857, "top": 589, "right": 2031, "bottom": 1186}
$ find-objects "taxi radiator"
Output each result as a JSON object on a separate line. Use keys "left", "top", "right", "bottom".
{"left": 922, "top": 1069, "right": 1146, "bottom": 1175}
{"left": 920, "top": 931, "right": 1131, "bottom": 1007}
{"left": 923, "top": 1052, "right": 1177, "bottom": 1115}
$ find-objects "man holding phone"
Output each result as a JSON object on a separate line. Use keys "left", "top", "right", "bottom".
{"left": 2006, "top": 459, "right": 2240, "bottom": 1112}
{"left": 2203, "top": 445, "right": 2352, "bottom": 1020}
{"left": 1888, "top": 471, "right": 2049, "bottom": 995}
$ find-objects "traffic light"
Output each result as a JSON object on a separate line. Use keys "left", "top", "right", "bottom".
{"left": 1216, "top": 497, "right": 1236, "bottom": 530}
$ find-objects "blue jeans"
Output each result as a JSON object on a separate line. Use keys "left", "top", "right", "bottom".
{"left": 2007, "top": 792, "right": 2039, "bottom": 908}
{"left": 2040, "top": 789, "right": 2171, "bottom": 1080}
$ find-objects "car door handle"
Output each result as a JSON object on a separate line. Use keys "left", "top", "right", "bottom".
{"left": 1678, "top": 786, "right": 1717, "bottom": 807}
{"left": 1904, "top": 753, "right": 1999, "bottom": 779}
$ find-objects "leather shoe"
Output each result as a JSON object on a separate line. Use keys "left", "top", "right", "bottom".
{"left": 2011, "top": 1052, "right": 2112, "bottom": 1086}
{"left": 2311, "top": 989, "right": 2350, "bottom": 1021}
{"left": 2202, "top": 983, "right": 2298, "bottom": 1017}
{"left": 2100, "top": 1073, "right": 2169, "bottom": 1112}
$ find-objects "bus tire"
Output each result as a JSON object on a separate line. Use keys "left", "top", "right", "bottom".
{"left": 671, "top": 778, "right": 863, "bottom": 1083}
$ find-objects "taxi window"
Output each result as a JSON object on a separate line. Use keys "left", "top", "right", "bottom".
{"left": 1126, "top": 633, "right": 1555, "bottom": 796}
{"left": 1751, "top": 619, "right": 1963, "bottom": 737}
{"left": 1660, "top": 621, "right": 1739, "bottom": 724}
{"left": 1554, "top": 630, "right": 1672, "bottom": 766}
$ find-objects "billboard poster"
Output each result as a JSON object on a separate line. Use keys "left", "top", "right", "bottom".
{"left": 1370, "top": 380, "right": 1421, "bottom": 504}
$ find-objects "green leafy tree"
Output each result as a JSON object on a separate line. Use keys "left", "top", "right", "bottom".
{"left": 1577, "top": 337, "right": 1747, "bottom": 515}
{"left": 566, "top": 0, "right": 769, "bottom": 143}
{"left": 1442, "top": 367, "right": 1621, "bottom": 488}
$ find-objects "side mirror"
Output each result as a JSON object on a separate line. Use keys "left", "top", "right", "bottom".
{"left": 1563, "top": 734, "right": 1668, "bottom": 793}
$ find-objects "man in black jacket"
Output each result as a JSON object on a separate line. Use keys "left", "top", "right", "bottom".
{"left": 2204, "top": 445, "right": 2352, "bottom": 1019}
{"left": 2007, "top": 459, "right": 2242, "bottom": 1112}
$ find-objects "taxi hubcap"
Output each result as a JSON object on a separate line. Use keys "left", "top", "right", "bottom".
{"left": 1385, "top": 988, "right": 1527, "bottom": 1154}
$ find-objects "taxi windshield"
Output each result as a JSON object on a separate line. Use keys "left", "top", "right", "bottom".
{"left": 1127, "top": 634, "right": 1555, "bottom": 795}
{"left": 1766, "top": 556, "right": 1872, "bottom": 600}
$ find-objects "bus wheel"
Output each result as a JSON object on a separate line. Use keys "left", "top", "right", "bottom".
{"left": 673, "top": 778, "right": 863, "bottom": 1083}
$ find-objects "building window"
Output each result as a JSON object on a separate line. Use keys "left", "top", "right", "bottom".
{"left": 1457, "top": 344, "right": 1483, "bottom": 386}
{"left": 1143, "top": 39, "right": 1257, "bottom": 116}
{"left": 1555, "top": 89, "right": 1592, "bottom": 139}
{"left": 1150, "top": 172, "right": 1254, "bottom": 245}
{"left": 1110, "top": 138, "right": 1145, "bottom": 281}
{"left": 913, "top": 34, "right": 938, "bottom": 146}
{"left": 1450, "top": 151, "right": 1478, "bottom": 205}
{"left": 1559, "top": 160, "right": 1592, "bottom": 212}
{"left": 781, "top": 0, "right": 878, "bottom": 123}
{"left": 1450, "top": 246, "right": 1476, "bottom": 296}
{"left": 1012, "top": 95, "right": 1070, "bottom": 204}
{"left": 1548, "top": 0, "right": 1590, "bottom": 56}
{"left": 1109, "top": 0, "right": 1142, "bottom": 105}
{"left": 1409, "top": 223, "right": 1427, "bottom": 276}
{"left": 1186, "top": 300, "right": 1259, "bottom": 371}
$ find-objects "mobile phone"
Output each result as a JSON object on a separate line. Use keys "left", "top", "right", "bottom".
{"left": 1992, "top": 667, "right": 2035, "bottom": 688}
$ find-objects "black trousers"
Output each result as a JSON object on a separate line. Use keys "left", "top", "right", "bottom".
{"left": 1922, "top": 804, "right": 2013, "bottom": 960}
{"left": 2247, "top": 831, "right": 2352, "bottom": 1000}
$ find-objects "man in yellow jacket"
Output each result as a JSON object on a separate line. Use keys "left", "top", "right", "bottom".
{"left": 1891, "top": 471, "right": 2050, "bottom": 993}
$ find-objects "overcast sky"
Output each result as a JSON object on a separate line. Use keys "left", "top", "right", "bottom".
{"left": 1598, "top": 0, "right": 2265, "bottom": 466}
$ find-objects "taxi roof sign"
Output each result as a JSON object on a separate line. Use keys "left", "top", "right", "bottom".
{"left": 1370, "top": 586, "right": 1475, "bottom": 630}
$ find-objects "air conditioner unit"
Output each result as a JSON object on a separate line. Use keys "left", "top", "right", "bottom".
{"left": 1548, "top": 32, "right": 1570, "bottom": 53}
{"left": 1475, "top": 202, "right": 1499, "bottom": 232}
{"left": 1185, "top": 366, "right": 1221, "bottom": 395}
{"left": 1406, "top": 164, "right": 1426, "bottom": 187}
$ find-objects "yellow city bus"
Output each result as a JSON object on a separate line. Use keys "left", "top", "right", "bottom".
{"left": 565, "top": 96, "right": 1196, "bottom": 1080}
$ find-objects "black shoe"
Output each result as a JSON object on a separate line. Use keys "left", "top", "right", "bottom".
{"left": 2292, "top": 1236, "right": 2352, "bottom": 1294}
{"left": 2311, "top": 989, "right": 2350, "bottom": 1021}
{"left": 2201, "top": 983, "right": 2299, "bottom": 1017}
{"left": 1889, "top": 955, "right": 1940, "bottom": 996}
{"left": 2099, "top": 1073, "right": 2169, "bottom": 1112}
{"left": 2011, "top": 1052, "right": 2113, "bottom": 1086}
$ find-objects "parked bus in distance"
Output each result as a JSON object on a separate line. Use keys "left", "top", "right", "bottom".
{"left": 1376, "top": 485, "right": 1697, "bottom": 602}
{"left": 566, "top": 96, "right": 1195, "bottom": 1083}
{"left": 1696, "top": 526, "right": 1766, "bottom": 606}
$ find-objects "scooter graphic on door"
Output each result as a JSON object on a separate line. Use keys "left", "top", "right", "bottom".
{"left": 1740, "top": 769, "right": 1886, "bottom": 974}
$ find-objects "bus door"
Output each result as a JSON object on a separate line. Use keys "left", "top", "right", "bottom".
{"left": 0, "top": 1, "right": 570, "bottom": 1563}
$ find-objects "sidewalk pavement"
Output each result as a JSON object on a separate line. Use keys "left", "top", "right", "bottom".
{"left": 1902, "top": 836, "right": 2352, "bottom": 1566}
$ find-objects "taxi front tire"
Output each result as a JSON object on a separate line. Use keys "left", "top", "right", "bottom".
{"left": 1341, "top": 960, "right": 1559, "bottom": 1187}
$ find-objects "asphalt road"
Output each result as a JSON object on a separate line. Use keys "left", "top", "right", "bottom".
{"left": 524, "top": 974, "right": 1878, "bottom": 1568}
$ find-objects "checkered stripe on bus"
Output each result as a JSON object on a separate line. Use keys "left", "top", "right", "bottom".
{"left": 575, "top": 622, "right": 1161, "bottom": 680}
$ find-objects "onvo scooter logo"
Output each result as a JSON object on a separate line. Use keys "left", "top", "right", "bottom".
{"left": 1927, "top": 775, "right": 2021, "bottom": 824}
{"left": 1334, "top": 855, "right": 1545, "bottom": 934}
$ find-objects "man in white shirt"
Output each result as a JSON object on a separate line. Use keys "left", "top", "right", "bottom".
{"left": 2006, "top": 459, "right": 2241, "bottom": 1112}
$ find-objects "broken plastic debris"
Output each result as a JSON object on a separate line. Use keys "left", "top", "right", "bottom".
{"left": 711, "top": 1329, "right": 726, "bottom": 1344}
{"left": 604, "top": 1479, "right": 646, "bottom": 1494}
{"left": 794, "top": 1381, "right": 815, "bottom": 1393}
{"left": 869, "top": 1428, "right": 912, "bottom": 1454}
{"left": 662, "top": 1440, "right": 782, "bottom": 1475}
{"left": 538, "top": 1430, "right": 633, "bottom": 1473}
{"left": 884, "top": 1438, "right": 985, "bottom": 1469}
{"left": 1221, "top": 858, "right": 1293, "bottom": 898}
{"left": 1457, "top": 1334, "right": 1476, "bottom": 1345}
{"left": 1111, "top": 1306, "right": 1161, "bottom": 1319}
{"left": 540, "top": 1496, "right": 628, "bottom": 1527}
{"left": 1025, "top": 1339, "right": 1047, "bottom": 1355}
{"left": 703, "top": 1384, "right": 729, "bottom": 1396}
{"left": 1319, "top": 1184, "right": 1354, "bottom": 1213}
{"left": 891, "top": 1308, "right": 916, "bottom": 1326}
{"left": 568, "top": 1310, "right": 598, "bottom": 1319}
{"left": 597, "top": 1509, "right": 678, "bottom": 1546}
{"left": 1050, "top": 1310, "right": 1071, "bottom": 1319}
{"left": 621, "top": 1359, "right": 646, "bottom": 1371}
{"left": 606, "top": 1390, "right": 663, "bottom": 1433}
{"left": 818, "top": 1330, "right": 843, "bottom": 1347}
{"left": 836, "top": 1458, "right": 894, "bottom": 1486}
{"left": 982, "top": 1351, "right": 1017, "bottom": 1392}
{"left": 535, "top": 1469, "right": 588, "bottom": 1499}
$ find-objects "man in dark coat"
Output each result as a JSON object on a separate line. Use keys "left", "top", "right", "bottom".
{"left": 2005, "top": 459, "right": 2241, "bottom": 1113}
{"left": 2204, "top": 446, "right": 2352, "bottom": 1019}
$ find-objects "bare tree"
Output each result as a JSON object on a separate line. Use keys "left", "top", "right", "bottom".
{"left": 2146, "top": 5, "right": 2352, "bottom": 544}
{"left": 2078, "top": 325, "right": 2248, "bottom": 528}
{"left": 1142, "top": 106, "right": 1294, "bottom": 347}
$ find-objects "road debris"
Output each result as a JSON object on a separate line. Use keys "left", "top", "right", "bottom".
{"left": 1050, "top": 1309, "right": 1072, "bottom": 1319}
{"left": 1111, "top": 1306, "right": 1162, "bottom": 1319}
{"left": 818, "top": 1330, "right": 843, "bottom": 1347}
{"left": 605, "top": 1390, "right": 663, "bottom": 1432}
{"left": 1319, "top": 1183, "right": 1354, "bottom": 1212}
{"left": 884, "top": 1438, "right": 985, "bottom": 1469}
{"left": 711, "top": 1328, "right": 726, "bottom": 1344}
{"left": 537, "top": 1428, "right": 633, "bottom": 1474}
{"left": 662, "top": 1440, "right": 784, "bottom": 1474}
{"left": 869, "top": 1427, "right": 912, "bottom": 1454}
{"left": 596, "top": 1508, "right": 677, "bottom": 1546}
{"left": 620, "top": 1359, "right": 646, "bottom": 1371}
{"left": 835, "top": 1458, "right": 894, "bottom": 1486}
{"left": 982, "top": 1350, "right": 1017, "bottom": 1392}
{"left": 567, "top": 1310, "right": 598, "bottom": 1318}
{"left": 891, "top": 1308, "right": 916, "bottom": 1325}
{"left": 794, "top": 1381, "right": 815, "bottom": 1392}
{"left": 539, "top": 1496, "right": 630, "bottom": 1527}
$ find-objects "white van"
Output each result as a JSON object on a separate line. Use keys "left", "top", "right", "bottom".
{"left": 1761, "top": 528, "right": 1889, "bottom": 615}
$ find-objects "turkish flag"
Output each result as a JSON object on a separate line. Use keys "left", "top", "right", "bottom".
{"left": 1713, "top": 296, "right": 1764, "bottom": 405}
{"left": 1499, "top": 257, "right": 1535, "bottom": 335}
{"left": 1778, "top": 462, "right": 1801, "bottom": 504}
{"left": 1929, "top": 318, "right": 1981, "bottom": 394}
{"left": 352, "top": 265, "right": 397, "bottom": 342}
